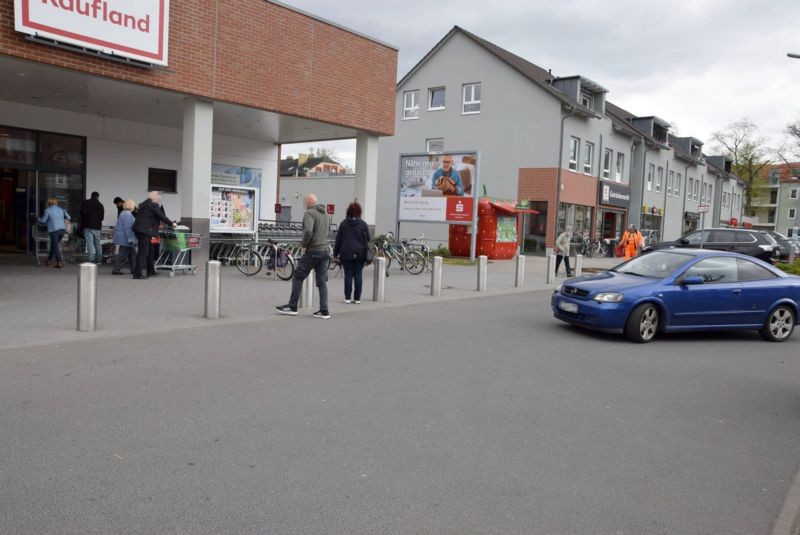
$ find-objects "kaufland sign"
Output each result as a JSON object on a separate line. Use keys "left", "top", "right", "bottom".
{"left": 15, "top": 0, "right": 170, "bottom": 66}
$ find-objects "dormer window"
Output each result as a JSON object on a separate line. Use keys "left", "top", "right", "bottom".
{"left": 690, "top": 141, "right": 702, "bottom": 159}
{"left": 551, "top": 75, "right": 607, "bottom": 115}
{"left": 580, "top": 90, "right": 593, "bottom": 109}
{"left": 653, "top": 124, "right": 668, "bottom": 144}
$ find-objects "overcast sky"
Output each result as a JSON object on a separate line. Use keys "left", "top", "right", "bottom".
{"left": 283, "top": 0, "right": 800, "bottom": 169}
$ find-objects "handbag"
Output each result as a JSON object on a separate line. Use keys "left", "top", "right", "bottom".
{"left": 614, "top": 243, "right": 625, "bottom": 257}
{"left": 365, "top": 245, "right": 375, "bottom": 265}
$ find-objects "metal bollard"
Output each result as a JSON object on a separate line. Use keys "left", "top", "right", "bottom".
{"left": 575, "top": 254, "right": 583, "bottom": 277}
{"left": 300, "top": 269, "right": 315, "bottom": 309}
{"left": 431, "top": 256, "right": 443, "bottom": 297}
{"left": 546, "top": 254, "right": 557, "bottom": 285}
{"left": 515, "top": 254, "right": 525, "bottom": 288}
{"left": 205, "top": 260, "right": 221, "bottom": 319}
{"left": 477, "top": 255, "right": 487, "bottom": 292}
{"left": 373, "top": 256, "right": 387, "bottom": 302}
{"left": 77, "top": 262, "right": 97, "bottom": 332}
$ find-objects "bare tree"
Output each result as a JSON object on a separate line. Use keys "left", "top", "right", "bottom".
{"left": 710, "top": 118, "right": 772, "bottom": 209}
{"left": 785, "top": 117, "right": 800, "bottom": 159}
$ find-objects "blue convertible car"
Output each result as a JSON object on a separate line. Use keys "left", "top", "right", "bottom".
{"left": 551, "top": 249, "right": 800, "bottom": 343}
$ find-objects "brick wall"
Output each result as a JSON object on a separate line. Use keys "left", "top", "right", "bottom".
{"left": 0, "top": 0, "right": 397, "bottom": 136}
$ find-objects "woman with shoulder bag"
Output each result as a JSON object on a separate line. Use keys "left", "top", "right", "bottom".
{"left": 38, "top": 198, "right": 71, "bottom": 268}
{"left": 333, "top": 202, "right": 370, "bottom": 304}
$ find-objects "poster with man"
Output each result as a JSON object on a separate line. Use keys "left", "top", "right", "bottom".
{"left": 398, "top": 152, "right": 478, "bottom": 223}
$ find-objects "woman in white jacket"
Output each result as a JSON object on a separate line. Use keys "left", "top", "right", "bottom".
{"left": 554, "top": 226, "right": 573, "bottom": 277}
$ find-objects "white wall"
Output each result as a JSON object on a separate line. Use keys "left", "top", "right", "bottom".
{"left": 278, "top": 176, "right": 356, "bottom": 223}
{"left": 0, "top": 99, "right": 278, "bottom": 227}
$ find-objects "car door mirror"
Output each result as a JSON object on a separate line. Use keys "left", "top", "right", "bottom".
{"left": 681, "top": 275, "right": 704, "bottom": 285}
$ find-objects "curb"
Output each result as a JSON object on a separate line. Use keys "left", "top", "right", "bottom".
{"left": 772, "top": 464, "right": 800, "bottom": 535}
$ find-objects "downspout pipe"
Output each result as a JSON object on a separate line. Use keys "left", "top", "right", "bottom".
{"left": 639, "top": 140, "right": 652, "bottom": 229}
{"left": 555, "top": 105, "right": 577, "bottom": 246}
{"left": 661, "top": 160, "right": 669, "bottom": 239}
{"left": 595, "top": 133, "right": 603, "bottom": 240}
{"left": 681, "top": 163, "right": 691, "bottom": 234}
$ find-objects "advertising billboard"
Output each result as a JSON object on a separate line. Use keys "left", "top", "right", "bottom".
{"left": 211, "top": 163, "right": 262, "bottom": 189}
{"left": 398, "top": 152, "right": 478, "bottom": 224}
{"left": 210, "top": 186, "right": 258, "bottom": 233}
{"left": 14, "top": 0, "right": 170, "bottom": 66}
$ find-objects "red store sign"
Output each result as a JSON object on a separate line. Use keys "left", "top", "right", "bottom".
{"left": 14, "top": 0, "right": 170, "bottom": 66}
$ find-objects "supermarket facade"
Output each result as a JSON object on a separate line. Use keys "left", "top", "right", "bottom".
{"left": 0, "top": 0, "right": 396, "bottom": 263}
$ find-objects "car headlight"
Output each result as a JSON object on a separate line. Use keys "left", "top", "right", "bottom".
{"left": 593, "top": 292, "right": 624, "bottom": 303}
{"left": 555, "top": 284, "right": 562, "bottom": 294}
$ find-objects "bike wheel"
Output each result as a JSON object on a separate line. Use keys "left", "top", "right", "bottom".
{"left": 235, "top": 248, "right": 263, "bottom": 276}
{"left": 276, "top": 256, "right": 295, "bottom": 281}
{"left": 405, "top": 250, "right": 426, "bottom": 275}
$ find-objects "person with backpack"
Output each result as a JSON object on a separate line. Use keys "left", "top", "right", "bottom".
{"left": 333, "top": 202, "right": 370, "bottom": 304}
{"left": 38, "top": 198, "right": 71, "bottom": 268}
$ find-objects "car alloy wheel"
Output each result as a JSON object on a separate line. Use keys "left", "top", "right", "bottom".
{"left": 625, "top": 303, "right": 659, "bottom": 343}
{"left": 761, "top": 305, "right": 795, "bottom": 342}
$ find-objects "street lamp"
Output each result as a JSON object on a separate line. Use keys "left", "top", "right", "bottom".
{"left": 789, "top": 53, "right": 800, "bottom": 59}
{"left": 790, "top": 53, "right": 800, "bottom": 260}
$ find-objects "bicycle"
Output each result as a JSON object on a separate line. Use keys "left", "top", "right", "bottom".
{"left": 403, "top": 234, "right": 433, "bottom": 271}
{"left": 234, "top": 239, "right": 295, "bottom": 280}
{"left": 375, "top": 233, "right": 425, "bottom": 276}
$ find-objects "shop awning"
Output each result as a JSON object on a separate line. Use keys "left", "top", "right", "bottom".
{"left": 489, "top": 200, "right": 539, "bottom": 215}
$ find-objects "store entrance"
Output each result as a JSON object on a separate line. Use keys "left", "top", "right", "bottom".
{"left": 0, "top": 168, "right": 36, "bottom": 253}
{"left": 597, "top": 209, "right": 624, "bottom": 241}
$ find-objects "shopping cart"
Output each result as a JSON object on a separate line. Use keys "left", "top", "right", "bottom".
{"left": 155, "top": 229, "right": 201, "bottom": 277}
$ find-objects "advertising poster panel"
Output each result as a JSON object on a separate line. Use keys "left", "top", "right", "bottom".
{"left": 398, "top": 152, "right": 478, "bottom": 224}
{"left": 210, "top": 185, "right": 257, "bottom": 233}
{"left": 211, "top": 163, "right": 262, "bottom": 189}
{"left": 14, "top": 0, "right": 170, "bottom": 66}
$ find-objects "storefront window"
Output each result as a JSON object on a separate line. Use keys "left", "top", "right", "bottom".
{"left": 557, "top": 203, "right": 592, "bottom": 236}
{"left": 522, "top": 201, "right": 548, "bottom": 255}
{"left": 40, "top": 133, "right": 85, "bottom": 170}
{"left": 641, "top": 213, "right": 662, "bottom": 232}
{"left": 37, "top": 172, "right": 84, "bottom": 222}
{"left": 0, "top": 127, "right": 36, "bottom": 166}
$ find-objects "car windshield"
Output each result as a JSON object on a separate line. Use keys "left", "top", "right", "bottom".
{"left": 772, "top": 231, "right": 789, "bottom": 240}
{"left": 612, "top": 251, "right": 693, "bottom": 279}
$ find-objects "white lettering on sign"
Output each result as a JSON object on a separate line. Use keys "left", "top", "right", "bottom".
{"left": 14, "top": 0, "right": 170, "bottom": 66}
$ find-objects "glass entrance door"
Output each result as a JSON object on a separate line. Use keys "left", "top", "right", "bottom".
{"left": 0, "top": 168, "right": 36, "bottom": 253}
{"left": 37, "top": 172, "right": 83, "bottom": 224}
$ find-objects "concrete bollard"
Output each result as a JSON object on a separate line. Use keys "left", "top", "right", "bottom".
{"left": 300, "top": 269, "right": 315, "bottom": 309}
{"left": 373, "top": 256, "right": 387, "bottom": 302}
{"left": 575, "top": 254, "right": 583, "bottom": 277}
{"left": 204, "top": 260, "right": 221, "bottom": 319}
{"left": 515, "top": 254, "right": 525, "bottom": 288}
{"left": 431, "top": 256, "right": 443, "bottom": 297}
{"left": 477, "top": 255, "right": 487, "bottom": 292}
{"left": 77, "top": 262, "right": 97, "bottom": 332}
{"left": 546, "top": 254, "right": 557, "bottom": 285}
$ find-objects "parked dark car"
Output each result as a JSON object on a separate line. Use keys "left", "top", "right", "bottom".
{"left": 643, "top": 228, "right": 779, "bottom": 263}
{"left": 766, "top": 231, "right": 797, "bottom": 262}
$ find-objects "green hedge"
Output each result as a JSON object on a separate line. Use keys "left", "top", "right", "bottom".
{"left": 776, "top": 261, "right": 800, "bottom": 276}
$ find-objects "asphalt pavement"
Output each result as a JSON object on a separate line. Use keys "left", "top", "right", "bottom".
{"left": 2, "top": 290, "right": 799, "bottom": 534}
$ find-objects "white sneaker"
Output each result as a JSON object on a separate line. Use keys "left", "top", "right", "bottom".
{"left": 344, "top": 299, "right": 351, "bottom": 304}
{"left": 354, "top": 300, "right": 361, "bottom": 304}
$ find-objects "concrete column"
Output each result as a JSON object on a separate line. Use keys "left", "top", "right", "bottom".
{"left": 355, "top": 133, "right": 379, "bottom": 226}
{"left": 181, "top": 98, "right": 214, "bottom": 268}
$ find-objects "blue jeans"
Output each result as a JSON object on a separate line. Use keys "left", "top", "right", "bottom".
{"left": 288, "top": 249, "right": 330, "bottom": 311}
{"left": 84, "top": 228, "right": 102, "bottom": 263}
{"left": 48, "top": 230, "right": 65, "bottom": 262}
{"left": 342, "top": 259, "right": 365, "bottom": 301}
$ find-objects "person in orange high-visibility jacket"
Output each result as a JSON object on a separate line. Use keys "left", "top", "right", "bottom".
{"left": 620, "top": 224, "right": 644, "bottom": 261}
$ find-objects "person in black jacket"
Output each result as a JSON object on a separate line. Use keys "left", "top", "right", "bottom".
{"left": 80, "top": 191, "right": 105, "bottom": 264}
{"left": 333, "top": 202, "right": 370, "bottom": 304}
{"left": 132, "top": 191, "right": 176, "bottom": 279}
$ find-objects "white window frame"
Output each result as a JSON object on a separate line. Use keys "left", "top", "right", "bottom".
{"left": 790, "top": 188, "right": 798, "bottom": 200}
{"left": 675, "top": 173, "right": 681, "bottom": 197}
{"left": 694, "top": 180, "right": 699, "bottom": 201}
{"left": 667, "top": 170, "right": 674, "bottom": 196}
{"left": 462, "top": 83, "right": 481, "bottom": 115}
{"left": 569, "top": 137, "right": 579, "bottom": 171}
{"left": 426, "top": 138, "right": 444, "bottom": 154}
{"left": 790, "top": 208, "right": 797, "bottom": 220}
{"left": 656, "top": 166, "right": 663, "bottom": 193}
{"left": 602, "top": 148, "right": 612, "bottom": 179}
{"left": 580, "top": 89, "right": 594, "bottom": 109}
{"left": 583, "top": 142, "right": 594, "bottom": 175}
{"left": 647, "top": 164, "right": 655, "bottom": 191}
{"left": 688, "top": 178, "right": 694, "bottom": 200}
{"left": 615, "top": 153, "right": 624, "bottom": 183}
{"left": 428, "top": 87, "right": 446, "bottom": 111}
{"left": 403, "top": 90, "right": 420, "bottom": 120}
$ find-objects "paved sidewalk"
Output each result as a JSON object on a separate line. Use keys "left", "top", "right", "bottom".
{"left": 0, "top": 253, "right": 619, "bottom": 350}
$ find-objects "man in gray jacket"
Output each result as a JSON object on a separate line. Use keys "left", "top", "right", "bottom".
{"left": 276, "top": 194, "right": 332, "bottom": 319}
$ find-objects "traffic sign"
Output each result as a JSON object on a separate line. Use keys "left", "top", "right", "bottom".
{"left": 698, "top": 204, "right": 709, "bottom": 213}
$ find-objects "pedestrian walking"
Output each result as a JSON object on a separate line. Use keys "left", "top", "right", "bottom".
{"left": 111, "top": 199, "right": 137, "bottom": 275}
{"left": 113, "top": 196, "right": 124, "bottom": 216}
{"left": 621, "top": 224, "right": 644, "bottom": 261}
{"left": 276, "top": 194, "right": 332, "bottom": 319}
{"left": 80, "top": 191, "right": 105, "bottom": 264}
{"left": 38, "top": 198, "right": 71, "bottom": 269}
{"left": 333, "top": 202, "right": 370, "bottom": 304}
{"left": 132, "top": 191, "right": 176, "bottom": 280}
{"left": 554, "top": 226, "right": 574, "bottom": 277}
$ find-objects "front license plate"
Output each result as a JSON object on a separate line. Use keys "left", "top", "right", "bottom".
{"left": 559, "top": 301, "right": 579, "bottom": 314}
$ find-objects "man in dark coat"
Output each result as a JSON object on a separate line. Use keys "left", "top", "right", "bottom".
{"left": 80, "top": 191, "right": 105, "bottom": 264}
{"left": 132, "top": 191, "right": 176, "bottom": 279}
